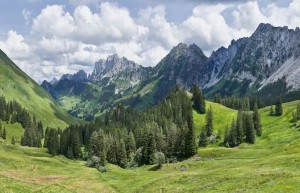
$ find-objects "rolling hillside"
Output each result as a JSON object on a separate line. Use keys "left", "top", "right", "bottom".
{"left": 0, "top": 49, "right": 77, "bottom": 129}
{"left": 1, "top": 101, "right": 299, "bottom": 192}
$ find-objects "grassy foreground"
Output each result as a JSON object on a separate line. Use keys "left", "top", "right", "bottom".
{"left": 1, "top": 101, "right": 300, "bottom": 192}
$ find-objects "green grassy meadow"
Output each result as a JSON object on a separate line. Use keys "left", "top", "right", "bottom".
{"left": 1, "top": 101, "right": 300, "bottom": 192}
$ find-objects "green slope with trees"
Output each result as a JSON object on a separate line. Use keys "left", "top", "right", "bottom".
{"left": 1, "top": 100, "right": 300, "bottom": 192}
{"left": 0, "top": 50, "right": 78, "bottom": 129}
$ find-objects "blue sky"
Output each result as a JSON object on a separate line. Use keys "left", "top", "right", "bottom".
{"left": 0, "top": 0, "right": 298, "bottom": 81}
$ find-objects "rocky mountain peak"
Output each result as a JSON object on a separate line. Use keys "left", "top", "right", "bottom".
{"left": 49, "top": 77, "right": 58, "bottom": 85}
{"left": 90, "top": 54, "right": 141, "bottom": 81}
{"left": 60, "top": 70, "right": 88, "bottom": 82}
{"left": 254, "top": 23, "right": 274, "bottom": 34}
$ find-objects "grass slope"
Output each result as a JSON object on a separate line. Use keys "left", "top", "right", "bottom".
{"left": 0, "top": 50, "right": 77, "bottom": 129}
{"left": 1, "top": 101, "right": 300, "bottom": 192}
{"left": 193, "top": 101, "right": 237, "bottom": 139}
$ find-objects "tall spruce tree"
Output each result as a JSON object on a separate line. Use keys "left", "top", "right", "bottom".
{"left": 192, "top": 84, "right": 205, "bottom": 114}
{"left": 253, "top": 103, "right": 262, "bottom": 136}
{"left": 118, "top": 139, "right": 127, "bottom": 168}
{"left": 223, "top": 124, "right": 230, "bottom": 147}
{"left": 198, "top": 129, "right": 208, "bottom": 147}
{"left": 185, "top": 113, "right": 197, "bottom": 156}
{"left": 275, "top": 97, "right": 283, "bottom": 116}
{"left": 47, "top": 128, "right": 59, "bottom": 156}
{"left": 236, "top": 111, "right": 244, "bottom": 144}
{"left": 244, "top": 113, "right": 255, "bottom": 144}
{"left": 228, "top": 119, "right": 238, "bottom": 147}
{"left": 205, "top": 106, "right": 213, "bottom": 137}
{"left": 43, "top": 127, "right": 50, "bottom": 148}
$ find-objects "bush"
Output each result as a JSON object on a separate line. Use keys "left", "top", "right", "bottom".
{"left": 98, "top": 166, "right": 109, "bottom": 173}
{"left": 128, "top": 147, "right": 143, "bottom": 168}
{"left": 150, "top": 152, "right": 166, "bottom": 167}
{"left": 86, "top": 156, "right": 101, "bottom": 167}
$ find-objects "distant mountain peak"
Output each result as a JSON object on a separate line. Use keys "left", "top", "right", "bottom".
{"left": 60, "top": 70, "right": 88, "bottom": 82}
{"left": 90, "top": 54, "right": 151, "bottom": 85}
{"left": 256, "top": 23, "right": 273, "bottom": 31}
{"left": 49, "top": 77, "right": 58, "bottom": 85}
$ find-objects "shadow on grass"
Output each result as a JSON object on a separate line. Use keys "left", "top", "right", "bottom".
{"left": 148, "top": 165, "right": 161, "bottom": 171}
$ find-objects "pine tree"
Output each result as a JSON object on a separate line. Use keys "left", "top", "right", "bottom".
{"left": 47, "top": 128, "right": 59, "bottom": 156}
{"left": 198, "top": 129, "right": 208, "bottom": 147}
{"left": 214, "top": 93, "right": 221, "bottom": 104}
{"left": 223, "top": 124, "right": 230, "bottom": 147}
{"left": 44, "top": 127, "right": 50, "bottom": 148}
{"left": 71, "top": 127, "right": 81, "bottom": 159}
{"left": 244, "top": 113, "right": 255, "bottom": 144}
{"left": 192, "top": 84, "right": 205, "bottom": 114}
{"left": 275, "top": 97, "right": 283, "bottom": 116}
{"left": 253, "top": 103, "right": 262, "bottom": 136}
{"left": 185, "top": 116, "right": 197, "bottom": 156}
{"left": 205, "top": 106, "right": 213, "bottom": 137}
{"left": 228, "top": 119, "right": 238, "bottom": 147}
{"left": 126, "top": 131, "right": 136, "bottom": 158}
{"left": 236, "top": 111, "right": 244, "bottom": 144}
{"left": 118, "top": 139, "right": 127, "bottom": 168}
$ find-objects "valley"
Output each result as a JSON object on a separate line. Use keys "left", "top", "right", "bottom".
{"left": 1, "top": 101, "right": 300, "bottom": 192}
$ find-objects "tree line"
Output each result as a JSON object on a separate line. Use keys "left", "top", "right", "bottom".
{"left": 213, "top": 94, "right": 265, "bottom": 111}
{"left": 0, "top": 95, "right": 44, "bottom": 146}
{"left": 43, "top": 86, "right": 198, "bottom": 170}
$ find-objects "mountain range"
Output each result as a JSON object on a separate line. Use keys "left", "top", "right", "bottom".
{"left": 41, "top": 23, "right": 300, "bottom": 120}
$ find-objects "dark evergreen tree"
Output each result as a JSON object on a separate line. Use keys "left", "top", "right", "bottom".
{"left": 205, "top": 106, "right": 213, "bottom": 137}
{"left": 118, "top": 139, "right": 127, "bottom": 168}
{"left": 126, "top": 131, "right": 136, "bottom": 158}
{"left": 236, "top": 111, "right": 244, "bottom": 144}
{"left": 213, "top": 93, "right": 221, "bottom": 104}
{"left": 275, "top": 97, "right": 283, "bottom": 116}
{"left": 244, "top": 113, "right": 255, "bottom": 144}
{"left": 223, "top": 124, "right": 230, "bottom": 147}
{"left": 44, "top": 127, "right": 50, "bottom": 148}
{"left": 192, "top": 84, "right": 205, "bottom": 114}
{"left": 253, "top": 103, "right": 262, "bottom": 136}
{"left": 228, "top": 119, "right": 238, "bottom": 147}
{"left": 198, "top": 129, "right": 208, "bottom": 147}
{"left": 47, "top": 128, "right": 59, "bottom": 156}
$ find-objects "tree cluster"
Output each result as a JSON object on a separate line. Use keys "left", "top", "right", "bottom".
{"left": 0, "top": 96, "right": 44, "bottom": 146}
{"left": 214, "top": 94, "right": 264, "bottom": 111}
{"left": 55, "top": 86, "right": 197, "bottom": 169}
{"left": 223, "top": 104, "right": 262, "bottom": 148}
{"left": 270, "top": 97, "right": 283, "bottom": 116}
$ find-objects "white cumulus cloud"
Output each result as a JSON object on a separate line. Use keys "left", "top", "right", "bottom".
{"left": 1, "top": 0, "right": 300, "bottom": 82}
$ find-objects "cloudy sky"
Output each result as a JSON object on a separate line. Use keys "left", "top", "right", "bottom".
{"left": 0, "top": 0, "right": 299, "bottom": 82}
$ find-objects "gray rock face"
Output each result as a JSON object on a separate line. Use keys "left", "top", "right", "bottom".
{"left": 60, "top": 70, "right": 88, "bottom": 82}
{"left": 153, "top": 43, "right": 208, "bottom": 89}
{"left": 90, "top": 54, "right": 150, "bottom": 84}
{"left": 204, "top": 23, "right": 300, "bottom": 92}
